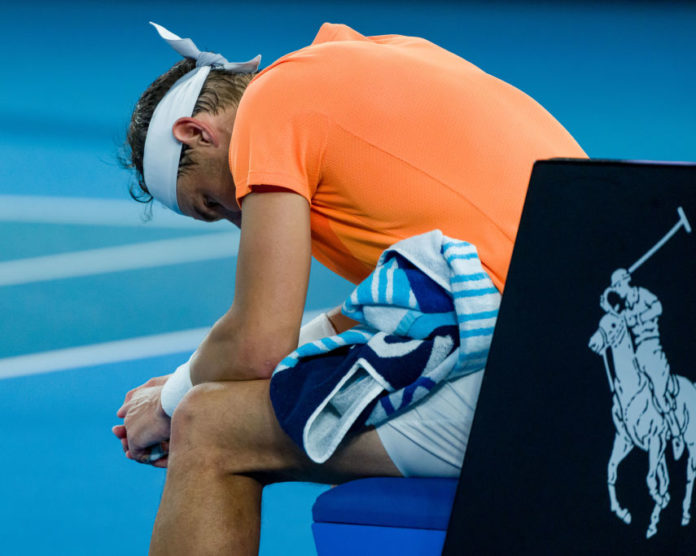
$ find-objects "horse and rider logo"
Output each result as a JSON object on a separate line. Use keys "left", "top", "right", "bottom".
{"left": 588, "top": 206, "right": 695, "bottom": 539}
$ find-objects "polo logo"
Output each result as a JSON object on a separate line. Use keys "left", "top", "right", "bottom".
{"left": 588, "top": 207, "right": 696, "bottom": 539}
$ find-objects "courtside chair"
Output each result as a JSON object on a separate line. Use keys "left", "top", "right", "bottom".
{"left": 311, "top": 477, "right": 458, "bottom": 555}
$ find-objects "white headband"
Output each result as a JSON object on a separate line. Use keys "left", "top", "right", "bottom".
{"left": 143, "top": 22, "right": 261, "bottom": 213}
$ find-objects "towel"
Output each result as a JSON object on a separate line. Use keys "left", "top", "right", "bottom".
{"left": 270, "top": 230, "right": 501, "bottom": 463}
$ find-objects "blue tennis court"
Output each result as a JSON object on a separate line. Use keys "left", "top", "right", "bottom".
{"left": 1, "top": 1, "right": 694, "bottom": 554}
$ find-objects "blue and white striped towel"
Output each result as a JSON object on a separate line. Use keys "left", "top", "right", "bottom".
{"left": 270, "top": 230, "right": 501, "bottom": 463}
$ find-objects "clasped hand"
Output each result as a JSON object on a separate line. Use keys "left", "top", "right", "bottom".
{"left": 113, "top": 374, "right": 172, "bottom": 467}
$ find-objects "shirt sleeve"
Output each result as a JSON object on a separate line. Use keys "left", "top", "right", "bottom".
{"left": 639, "top": 288, "right": 658, "bottom": 307}
{"left": 229, "top": 65, "right": 329, "bottom": 205}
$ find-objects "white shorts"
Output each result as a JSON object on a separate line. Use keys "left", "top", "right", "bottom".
{"left": 375, "top": 370, "right": 483, "bottom": 478}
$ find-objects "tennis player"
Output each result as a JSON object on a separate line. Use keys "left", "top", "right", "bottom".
{"left": 113, "top": 22, "right": 586, "bottom": 554}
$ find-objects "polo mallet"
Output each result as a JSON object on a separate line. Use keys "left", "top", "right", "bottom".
{"left": 628, "top": 206, "right": 691, "bottom": 275}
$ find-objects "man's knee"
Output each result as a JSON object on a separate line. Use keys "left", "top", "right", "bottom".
{"left": 168, "top": 381, "right": 282, "bottom": 475}
{"left": 172, "top": 381, "right": 212, "bottom": 426}
{"left": 169, "top": 383, "right": 243, "bottom": 470}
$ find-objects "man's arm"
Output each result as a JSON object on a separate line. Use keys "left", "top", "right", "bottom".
{"left": 115, "top": 191, "right": 311, "bottom": 463}
{"left": 294, "top": 305, "right": 358, "bottom": 347}
{"left": 637, "top": 289, "right": 662, "bottom": 323}
{"left": 189, "top": 190, "right": 312, "bottom": 384}
{"left": 625, "top": 288, "right": 661, "bottom": 327}
{"left": 327, "top": 305, "right": 360, "bottom": 334}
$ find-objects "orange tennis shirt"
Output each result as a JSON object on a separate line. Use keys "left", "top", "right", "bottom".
{"left": 230, "top": 23, "right": 586, "bottom": 291}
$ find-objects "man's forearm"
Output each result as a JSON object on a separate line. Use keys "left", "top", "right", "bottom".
{"left": 190, "top": 305, "right": 356, "bottom": 385}
{"left": 190, "top": 312, "right": 297, "bottom": 385}
{"left": 640, "top": 300, "right": 662, "bottom": 323}
{"left": 161, "top": 305, "right": 351, "bottom": 418}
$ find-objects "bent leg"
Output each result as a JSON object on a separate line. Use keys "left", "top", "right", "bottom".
{"left": 150, "top": 379, "right": 401, "bottom": 556}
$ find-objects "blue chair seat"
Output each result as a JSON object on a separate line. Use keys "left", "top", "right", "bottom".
{"left": 312, "top": 477, "right": 457, "bottom": 556}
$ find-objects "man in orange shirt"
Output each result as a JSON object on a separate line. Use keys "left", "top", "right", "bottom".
{"left": 114, "top": 22, "right": 586, "bottom": 554}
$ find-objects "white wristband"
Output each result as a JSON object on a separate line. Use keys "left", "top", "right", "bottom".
{"left": 298, "top": 312, "right": 336, "bottom": 347}
{"left": 160, "top": 360, "right": 193, "bottom": 417}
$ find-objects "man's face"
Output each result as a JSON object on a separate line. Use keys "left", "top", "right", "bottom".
{"left": 615, "top": 277, "right": 631, "bottom": 297}
{"left": 171, "top": 108, "right": 241, "bottom": 225}
{"left": 176, "top": 149, "right": 241, "bottom": 225}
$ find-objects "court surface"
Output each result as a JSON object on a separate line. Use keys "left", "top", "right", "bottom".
{"left": 1, "top": 1, "right": 694, "bottom": 554}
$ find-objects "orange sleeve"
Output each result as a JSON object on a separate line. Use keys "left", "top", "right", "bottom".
{"left": 229, "top": 67, "right": 329, "bottom": 205}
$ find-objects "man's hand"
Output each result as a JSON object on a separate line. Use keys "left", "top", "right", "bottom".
{"left": 113, "top": 375, "right": 172, "bottom": 467}
{"left": 588, "top": 334, "right": 604, "bottom": 354}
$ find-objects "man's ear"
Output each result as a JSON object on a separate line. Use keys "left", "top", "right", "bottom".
{"left": 172, "top": 117, "right": 219, "bottom": 148}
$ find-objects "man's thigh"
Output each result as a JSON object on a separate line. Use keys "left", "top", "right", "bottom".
{"left": 169, "top": 379, "right": 402, "bottom": 484}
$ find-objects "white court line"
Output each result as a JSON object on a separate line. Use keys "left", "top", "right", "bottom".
{"left": 0, "top": 231, "right": 240, "bottom": 287}
{"left": 0, "top": 328, "right": 209, "bottom": 380}
{"left": 0, "top": 194, "right": 229, "bottom": 230}
{"left": 0, "top": 309, "right": 327, "bottom": 380}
